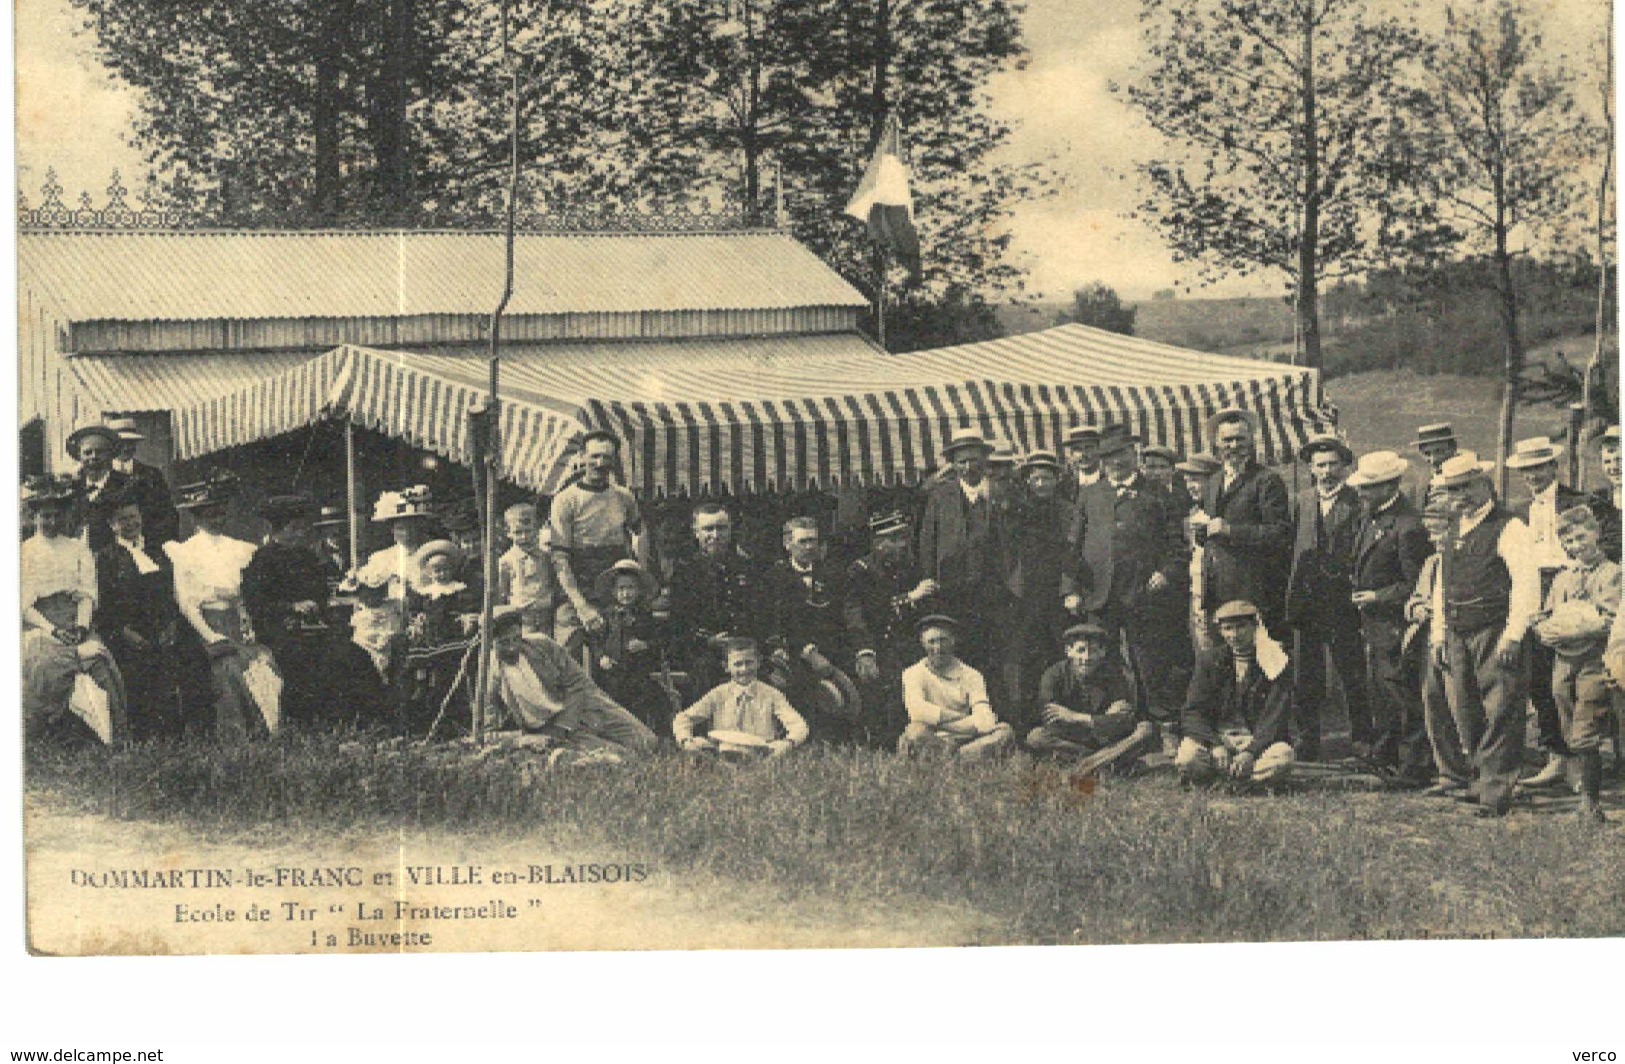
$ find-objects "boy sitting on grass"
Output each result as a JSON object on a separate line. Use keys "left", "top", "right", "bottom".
{"left": 1026, "top": 622, "right": 1156, "bottom": 775}
{"left": 674, "top": 638, "right": 807, "bottom": 760}
{"left": 1532, "top": 506, "right": 1620, "bottom": 824}
{"left": 898, "top": 615, "right": 1016, "bottom": 760}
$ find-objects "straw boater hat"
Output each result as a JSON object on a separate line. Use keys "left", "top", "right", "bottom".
{"left": 593, "top": 558, "right": 659, "bottom": 602}
{"left": 1505, "top": 436, "right": 1565, "bottom": 469}
{"left": 65, "top": 424, "right": 121, "bottom": 460}
{"left": 1204, "top": 407, "right": 1258, "bottom": 443}
{"left": 1017, "top": 450, "right": 1061, "bottom": 477}
{"left": 105, "top": 417, "right": 144, "bottom": 442}
{"left": 20, "top": 474, "right": 77, "bottom": 508}
{"left": 372, "top": 485, "right": 434, "bottom": 522}
{"left": 1412, "top": 423, "right": 1458, "bottom": 450}
{"left": 255, "top": 493, "right": 316, "bottom": 524}
{"left": 1063, "top": 423, "right": 1103, "bottom": 447}
{"left": 175, "top": 470, "right": 240, "bottom": 510}
{"left": 1175, "top": 452, "right": 1222, "bottom": 476}
{"left": 412, "top": 539, "right": 462, "bottom": 570}
{"left": 1346, "top": 451, "right": 1409, "bottom": 488}
{"left": 868, "top": 510, "right": 911, "bottom": 538}
{"left": 988, "top": 440, "right": 1018, "bottom": 467}
{"left": 1430, "top": 451, "right": 1496, "bottom": 489}
{"left": 1298, "top": 433, "right": 1354, "bottom": 465}
{"left": 313, "top": 504, "right": 348, "bottom": 528}
{"left": 942, "top": 428, "right": 994, "bottom": 459}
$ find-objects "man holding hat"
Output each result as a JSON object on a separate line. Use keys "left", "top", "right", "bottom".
{"left": 1348, "top": 451, "right": 1434, "bottom": 784}
{"left": 67, "top": 424, "right": 135, "bottom": 554}
{"left": 1175, "top": 600, "right": 1296, "bottom": 787}
{"left": 242, "top": 494, "right": 334, "bottom": 730}
{"left": 846, "top": 510, "right": 939, "bottom": 746}
{"left": 917, "top": 427, "right": 1009, "bottom": 670}
{"left": 1428, "top": 451, "right": 1539, "bottom": 817}
{"left": 1285, "top": 434, "right": 1368, "bottom": 761}
{"left": 1199, "top": 408, "right": 1292, "bottom": 634}
{"left": 1060, "top": 424, "right": 1189, "bottom": 743}
{"left": 106, "top": 417, "right": 180, "bottom": 546}
{"left": 1507, "top": 435, "right": 1588, "bottom": 789}
{"left": 759, "top": 516, "right": 865, "bottom": 744}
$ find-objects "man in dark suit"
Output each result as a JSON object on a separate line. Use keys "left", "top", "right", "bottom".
{"left": 107, "top": 417, "right": 180, "bottom": 545}
{"left": 666, "top": 502, "right": 763, "bottom": 691}
{"left": 1060, "top": 426, "right": 1189, "bottom": 740}
{"left": 67, "top": 424, "right": 134, "bottom": 554}
{"left": 917, "top": 428, "right": 1008, "bottom": 672}
{"left": 1405, "top": 422, "right": 1461, "bottom": 510}
{"left": 1507, "top": 436, "right": 1589, "bottom": 788}
{"left": 759, "top": 516, "right": 864, "bottom": 744}
{"left": 1285, "top": 434, "right": 1367, "bottom": 761}
{"left": 1175, "top": 599, "right": 1296, "bottom": 787}
{"left": 1199, "top": 408, "right": 1292, "bottom": 635}
{"left": 1348, "top": 451, "right": 1435, "bottom": 784}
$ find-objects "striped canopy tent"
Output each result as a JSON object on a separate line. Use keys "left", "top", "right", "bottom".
{"left": 137, "top": 324, "right": 1336, "bottom": 496}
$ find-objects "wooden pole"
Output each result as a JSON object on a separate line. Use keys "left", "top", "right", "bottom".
{"left": 345, "top": 418, "right": 360, "bottom": 569}
{"left": 471, "top": 0, "right": 522, "bottom": 746}
{"left": 1567, "top": 403, "right": 1585, "bottom": 487}
{"left": 876, "top": 244, "right": 889, "bottom": 351}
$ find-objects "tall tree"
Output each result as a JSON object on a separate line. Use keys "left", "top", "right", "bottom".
{"left": 1118, "top": 0, "right": 1446, "bottom": 370}
{"left": 1415, "top": 1, "right": 1592, "bottom": 493}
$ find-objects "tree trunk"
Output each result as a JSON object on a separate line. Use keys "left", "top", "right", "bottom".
{"left": 870, "top": 0, "right": 890, "bottom": 145}
{"left": 370, "top": 0, "right": 414, "bottom": 222}
{"left": 1493, "top": 169, "right": 1523, "bottom": 501}
{"left": 1296, "top": 3, "right": 1322, "bottom": 371}
{"left": 311, "top": 3, "right": 345, "bottom": 224}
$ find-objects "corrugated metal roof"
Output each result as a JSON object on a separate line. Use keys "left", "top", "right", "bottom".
{"left": 71, "top": 350, "right": 324, "bottom": 412}
{"left": 18, "top": 229, "right": 868, "bottom": 325}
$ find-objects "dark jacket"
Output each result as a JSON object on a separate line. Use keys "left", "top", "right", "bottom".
{"left": 243, "top": 541, "right": 334, "bottom": 644}
{"left": 1589, "top": 488, "right": 1621, "bottom": 562}
{"left": 1350, "top": 495, "right": 1432, "bottom": 627}
{"left": 1062, "top": 473, "right": 1185, "bottom": 616}
{"left": 94, "top": 539, "right": 181, "bottom": 644}
{"left": 121, "top": 460, "right": 180, "bottom": 546}
{"left": 1201, "top": 461, "right": 1292, "bottom": 629}
{"left": 1286, "top": 483, "right": 1362, "bottom": 628}
{"left": 845, "top": 551, "right": 936, "bottom": 666}
{"left": 760, "top": 557, "right": 859, "bottom": 664}
{"left": 917, "top": 476, "right": 1007, "bottom": 592}
{"left": 1180, "top": 643, "right": 1295, "bottom": 756}
{"left": 73, "top": 470, "right": 134, "bottom": 554}
{"left": 666, "top": 547, "right": 761, "bottom": 652}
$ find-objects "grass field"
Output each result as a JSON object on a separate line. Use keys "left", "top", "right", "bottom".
{"left": 25, "top": 736, "right": 1625, "bottom": 947}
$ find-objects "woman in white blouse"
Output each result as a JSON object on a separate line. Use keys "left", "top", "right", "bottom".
{"left": 164, "top": 473, "right": 282, "bottom": 740}
{"left": 21, "top": 475, "right": 128, "bottom": 744}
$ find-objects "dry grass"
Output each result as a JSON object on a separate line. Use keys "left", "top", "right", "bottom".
{"left": 26, "top": 736, "right": 1624, "bottom": 946}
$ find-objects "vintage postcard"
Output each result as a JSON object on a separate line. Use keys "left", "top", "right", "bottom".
{"left": 14, "top": 0, "right": 1622, "bottom": 964}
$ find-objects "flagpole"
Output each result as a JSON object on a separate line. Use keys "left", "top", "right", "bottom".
{"left": 876, "top": 244, "right": 889, "bottom": 351}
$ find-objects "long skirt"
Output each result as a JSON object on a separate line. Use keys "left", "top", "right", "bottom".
{"left": 199, "top": 605, "right": 282, "bottom": 741}
{"left": 22, "top": 596, "right": 128, "bottom": 745}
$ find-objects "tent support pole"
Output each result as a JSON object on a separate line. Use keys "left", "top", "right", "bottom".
{"left": 345, "top": 418, "right": 359, "bottom": 569}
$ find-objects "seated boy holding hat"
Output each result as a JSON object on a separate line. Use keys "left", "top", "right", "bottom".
{"left": 1532, "top": 506, "right": 1620, "bottom": 823}
{"left": 1026, "top": 622, "right": 1157, "bottom": 774}
{"left": 673, "top": 637, "right": 808, "bottom": 759}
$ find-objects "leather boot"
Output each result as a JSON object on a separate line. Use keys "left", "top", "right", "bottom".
{"left": 1577, "top": 748, "right": 1608, "bottom": 824}
{"left": 1521, "top": 753, "right": 1570, "bottom": 789}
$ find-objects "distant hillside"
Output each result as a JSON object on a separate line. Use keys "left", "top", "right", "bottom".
{"left": 1001, "top": 296, "right": 1295, "bottom": 354}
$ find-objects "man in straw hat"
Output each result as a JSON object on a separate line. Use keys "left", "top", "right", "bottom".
{"left": 1061, "top": 424, "right": 1189, "bottom": 749}
{"left": 1407, "top": 423, "right": 1461, "bottom": 507}
{"left": 1060, "top": 422, "right": 1104, "bottom": 500}
{"left": 1348, "top": 450, "right": 1434, "bottom": 785}
{"left": 1285, "top": 434, "right": 1367, "bottom": 761}
{"left": 1175, "top": 600, "right": 1296, "bottom": 787}
{"left": 898, "top": 614, "right": 1016, "bottom": 760}
{"left": 1427, "top": 451, "right": 1539, "bottom": 817}
{"left": 1507, "top": 435, "right": 1588, "bottom": 790}
{"left": 105, "top": 416, "right": 179, "bottom": 546}
{"left": 1199, "top": 407, "right": 1292, "bottom": 635}
{"left": 917, "top": 427, "right": 1008, "bottom": 670}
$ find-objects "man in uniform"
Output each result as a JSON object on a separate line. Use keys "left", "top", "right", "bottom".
{"left": 759, "top": 517, "right": 863, "bottom": 743}
{"left": 847, "top": 510, "right": 939, "bottom": 747}
{"left": 666, "top": 502, "right": 761, "bottom": 692}
{"left": 1348, "top": 451, "right": 1434, "bottom": 785}
{"left": 1285, "top": 434, "right": 1368, "bottom": 761}
{"left": 1506, "top": 436, "right": 1588, "bottom": 790}
{"left": 1429, "top": 452, "right": 1538, "bottom": 818}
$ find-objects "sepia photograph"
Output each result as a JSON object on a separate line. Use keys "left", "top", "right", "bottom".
{"left": 10, "top": 0, "right": 1622, "bottom": 996}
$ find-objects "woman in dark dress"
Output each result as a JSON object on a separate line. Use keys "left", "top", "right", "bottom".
{"left": 94, "top": 492, "right": 189, "bottom": 741}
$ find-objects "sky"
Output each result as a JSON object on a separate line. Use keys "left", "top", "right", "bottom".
{"left": 10, "top": 0, "right": 1614, "bottom": 303}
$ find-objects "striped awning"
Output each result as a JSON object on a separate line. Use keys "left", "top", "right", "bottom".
{"left": 80, "top": 325, "right": 1336, "bottom": 495}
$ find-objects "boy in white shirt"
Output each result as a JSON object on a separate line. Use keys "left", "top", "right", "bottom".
{"left": 674, "top": 638, "right": 807, "bottom": 760}
{"left": 898, "top": 614, "right": 1015, "bottom": 759}
{"left": 496, "top": 502, "right": 555, "bottom": 638}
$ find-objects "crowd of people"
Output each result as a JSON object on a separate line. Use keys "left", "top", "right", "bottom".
{"left": 20, "top": 410, "right": 1625, "bottom": 821}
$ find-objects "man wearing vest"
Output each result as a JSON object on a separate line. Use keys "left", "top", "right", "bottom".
{"left": 1506, "top": 436, "right": 1589, "bottom": 790}
{"left": 1285, "top": 434, "right": 1369, "bottom": 761}
{"left": 1429, "top": 452, "right": 1539, "bottom": 818}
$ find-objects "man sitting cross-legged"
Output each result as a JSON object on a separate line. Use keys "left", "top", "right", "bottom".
{"left": 674, "top": 638, "right": 808, "bottom": 761}
{"left": 898, "top": 614, "right": 1016, "bottom": 760}
{"left": 1175, "top": 599, "right": 1296, "bottom": 787}
{"left": 484, "top": 606, "right": 657, "bottom": 764}
{"left": 1025, "top": 622, "right": 1156, "bottom": 775}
